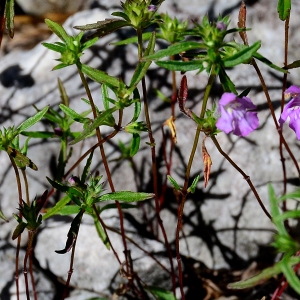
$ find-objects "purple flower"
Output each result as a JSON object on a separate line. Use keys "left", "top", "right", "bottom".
{"left": 216, "top": 22, "right": 227, "bottom": 31}
{"left": 279, "top": 85, "right": 300, "bottom": 140}
{"left": 148, "top": 4, "right": 157, "bottom": 12}
{"left": 216, "top": 92, "right": 259, "bottom": 136}
{"left": 54, "top": 127, "right": 63, "bottom": 137}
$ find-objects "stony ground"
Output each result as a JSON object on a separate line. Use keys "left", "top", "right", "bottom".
{"left": 1, "top": 1, "right": 300, "bottom": 299}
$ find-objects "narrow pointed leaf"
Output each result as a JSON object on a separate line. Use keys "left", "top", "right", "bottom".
{"left": 70, "top": 107, "right": 118, "bottom": 145}
{"left": 281, "top": 256, "right": 300, "bottom": 294}
{"left": 80, "top": 64, "right": 119, "bottom": 89}
{"left": 284, "top": 60, "right": 300, "bottom": 70}
{"left": 111, "top": 11, "right": 130, "bottom": 22}
{"left": 46, "top": 177, "right": 83, "bottom": 205}
{"left": 99, "top": 191, "right": 154, "bottom": 202}
{"left": 21, "top": 131, "right": 56, "bottom": 138}
{"left": 7, "top": 147, "right": 38, "bottom": 170}
{"left": 42, "top": 195, "right": 72, "bottom": 220}
{"left": 0, "top": 209, "right": 8, "bottom": 222}
{"left": 269, "top": 184, "right": 287, "bottom": 236}
{"left": 58, "top": 78, "right": 69, "bottom": 107}
{"left": 4, "top": 0, "right": 14, "bottom": 38}
{"left": 42, "top": 42, "right": 66, "bottom": 53}
{"left": 12, "top": 221, "right": 27, "bottom": 240}
{"left": 219, "top": 67, "right": 237, "bottom": 94}
{"left": 167, "top": 175, "right": 181, "bottom": 191}
{"left": 223, "top": 41, "right": 261, "bottom": 67}
{"left": 45, "top": 19, "right": 69, "bottom": 43}
{"left": 130, "top": 133, "right": 140, "bottom": 157}
{"left": 59, "top": 104, "right": 89, "bottom": 123}
{"left": 81, "top": 151, "right": 94, "bottom": 183}
{"left": 94, "top": 218, "right": 110, "bottom": 249}
{"left": 17, "top": 106, "right": 49, "bottom": 133}
{"left": 74, "top": 19, "right": 129, "bottom": 38}
{"left": 229, "top": 263, "right": 282, "bottom": 289}
{"left": 131, "top": 89, "right": 141, "bottom": 123}
{"left": 55, "top": 210, "right": 84, "bottom": 254}
{"left": 146, "top": 286, "right": 177, "bottom": 300}
{"left": 101, "top": 84, "right": 110, "bottom": 110}
{"left": 253, "top": 52, "right": 287, "bottom": 73}
{"left": 130, "top": 32, "right": 156, "bottom": 88}
{"left": 277, "top": 0, "right": 291, "bottom": 21}
{"left": 155, "top": 60, "right": 202, "bottom": 72}
{"left": 144, "top": 42, "right": 206, "bottom": 61}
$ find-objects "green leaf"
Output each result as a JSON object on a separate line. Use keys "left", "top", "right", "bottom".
{"left": 130, "top": 89, "right": 141, "bottom": 123}
{"left": 74, "top": 19, "right": 129, "bottom": 38}
{"left": 94, "top": 217, "right": 110, "bottom": 249}
{"left": 59, "top": 104, "right": 89, "bottom": 123}
{"left": 269, "top": 184, "right": 287, "bottom": 236}
{"left": 46, "top": 177, "right": 83, "bottom": 205}
{"left": 42, "top": 195, "right": 72, "bottom": 219}
{"left": 42, "top": 42, "right": 66, "bottom": 53}
{"left": 17, "top": 106, "right": 49, "bottom": 133}
{"left": 273, "top": 210, "right": 300, "bottom": 223}
{"left": 55, "top": 210, "right": 84, "bottom": 254}
{"left": 284, "top": 60, "right": 300, "bottom": 70}
{"left": 223, "top": 41, "right": 261, "bottom": 68}
{"left": 228, "top": 261, "right": 283, "bottom": 289}
{"left": 58, "top": 78, "right": 69, "bottom": 107}
{"left": 80, "top": 64, "right": 120, "bottom": 89}
{"left": 144, "top": 41, "right": 206, "bottom": 61}
{"left": 111, "top": 11, "right": 131, "bottom": 22}
{"left": 130, "top": 31, "right": 156, "bottom": 88}
{"left": 99, "top": 191, "right": 155, "bottom": 202}
{"left": 81, "top": 151, "right": 93, "bottom": 183}
{"left": 146, "top": 286, "right": 177, "bottom": 300}
{"left": 253, "top": 52, "right": 287, "bottom": 73}
{"left": 167, "top": 175, "right": 181, "bottom": 191}
{"left": 281, "top": 256, "right": 300, "bottom": 294}
{"left": 50, "top": 205, "right": 81, "bottom": 216}
{"left": 12, "top": 221, "right": 27, "bottom": 240}
{"left": 278, "top": 190, "right": 300, "bottom": 202}
{"left": 101, "top": 84, "right": 110, "bottom": 110}
{"left": 219, "top": 67, "right": 237, "bottom": 94}
{"left": 21, "top": 131, "right": 56, "bottom": 139}
{"left": 69, "top": 107, "right": 118, "bottom": 145}
{"left": 187, "top": 175, "right": 200, "bottom": 194}
{"left": 155, "top": 60, "right": 202, "bottom": 71}
{"left": 82, "top": 37, "right": 99, "bottom": 51}
{"left": 45, "top": 19, "right": 70, "bottom": 43}
{"left": 130, "top": 133, "right": 140, "bottom": 157}
{"left": 7, "top": 147, "right": 38, "bottom": 171}
{"left": 277, "top": 0, "right": 291, "bottom": 21}
{"left": 4, "top": 0, "right": 15, "bottom": 38}
{"left": 0, "top": 209, "right": 8, "bottom": 222}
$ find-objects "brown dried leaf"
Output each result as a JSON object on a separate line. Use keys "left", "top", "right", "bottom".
{"left": 163, "top": 116, "right": 177, "bottom": 143}
{"left": 238, "top": 1, "right": 248, "bottom": 45}
{"left": 178, "top": 75, "right": 192, "bottom": 118}
{"left": 202, "top": 138, "right": 212, "bottom": 188}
